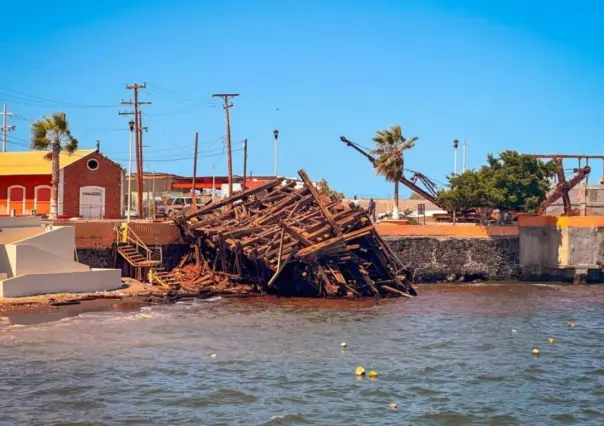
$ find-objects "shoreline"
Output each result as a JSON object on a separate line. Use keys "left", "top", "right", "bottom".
{"left": 0, "top": 280, "right": 570, "bottom": 327}
{"left": 0, "top": 279, "right": 165, "bottom": 323}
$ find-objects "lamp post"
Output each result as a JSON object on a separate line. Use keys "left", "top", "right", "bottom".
{"left": 273, "top": 129, "right": 279, "bottom": 176}
{"left": 127, "top": 120, "right": 135, "bottom": 222}
{"left": 453, "top": 139, "right": 459, "bottom": 175}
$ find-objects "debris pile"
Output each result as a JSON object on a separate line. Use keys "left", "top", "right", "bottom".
{"left": 173, "top": 169, "right": 416, "bottom": 298}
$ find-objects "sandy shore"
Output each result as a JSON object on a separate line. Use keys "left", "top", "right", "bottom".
{"left": 0, "top": 279, "right": 166, "bottom": 320}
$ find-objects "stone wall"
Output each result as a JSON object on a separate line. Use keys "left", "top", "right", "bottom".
{"left": 77, "top": 244, "right": 190, "bottom": 271}
{"left": 385, "top": 236, "right": 520, "bottom": 283}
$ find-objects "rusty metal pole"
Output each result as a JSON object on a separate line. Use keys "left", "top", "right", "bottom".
{"left": 242, "top": 138, "right": 248, "bottom": 190}
{"left": 192, "top": 132, "right": 199, "bottom": 209}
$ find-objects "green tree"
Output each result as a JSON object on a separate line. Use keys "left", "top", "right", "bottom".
{"left": 486, "top": 150, "right": 556, "bottom": 213}
{"left": 30, "top": 112, "right": 78, "bottom": 219}
{"left": 436, "top": 150, "right": 556, "bottom": 224}
{"left": 370, "top": 124, "right": 418, "bottom": 219}
{"left": 436, "top": 168, "right": 503, "bottom": 225}
{"left": 317, "top": 178, "right": 343, "bottom": 200}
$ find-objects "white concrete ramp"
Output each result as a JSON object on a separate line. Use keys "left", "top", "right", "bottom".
{"left": 0, "top": 223, "right": 121, "bottom": 298}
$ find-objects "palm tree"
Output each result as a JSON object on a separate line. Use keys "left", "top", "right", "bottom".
{"left": 370, "top": 125, "right": 418, "bottom": 220}
{"left": 30, "top": 112, "right": 78, "bottom": 220}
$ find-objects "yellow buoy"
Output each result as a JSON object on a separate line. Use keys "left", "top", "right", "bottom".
{"left": 389, "top": 403, "right": 398, "bottom": 410}
{"left": 548, "top": 337, "right": 555, "bottom": 344}
{"left": 369, "top": 370, "right": 378, "bottom": 378}
{"left": 355, "top": 366, "right": 366, "bottom": 376}
{"left": 532, "top": 348, "right": 540, "bottom": 356}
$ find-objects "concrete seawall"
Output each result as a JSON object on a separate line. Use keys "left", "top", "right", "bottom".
{"left": 59, "top": 218, "right": 604, "bottom": 284}
{"left": 385, "top": 236, "right": 520, "bottom": 282}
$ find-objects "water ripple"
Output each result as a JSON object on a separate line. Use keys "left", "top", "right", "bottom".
{"left": 0, "top": 284, "right": 603, "bottom": 425}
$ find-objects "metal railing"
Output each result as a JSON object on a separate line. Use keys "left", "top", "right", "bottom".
{"left": 117, "top": 225, "right": 154, "bottom": 263}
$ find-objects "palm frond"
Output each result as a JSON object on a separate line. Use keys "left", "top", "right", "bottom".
{"left": 51, "top": 112, "right": 68, "bottom": 133}
{"left": 64, "top": 132, "right": 78, "bottom": 154}
{"left": 30, "top": 120, "right": 51, "bottom": 150}
{"left": 30, "top": 112, "right": 78, "bottom": 155}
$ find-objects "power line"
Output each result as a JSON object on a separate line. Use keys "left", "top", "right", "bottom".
{"left": 0, "top": 87, "right": 117, "bottom": 109}
{"left": 146, "top": 83, "right": 220, "bottom": 106}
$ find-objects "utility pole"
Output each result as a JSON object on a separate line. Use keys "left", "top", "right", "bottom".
{"left": 453, "top": 139, "right": 459, "bottom": 175}
{"left": 242, "top": 138, "right": 248, "bottom": 190}
{"left": 192, "top": 132, "right": 199, "bottom": 209}
{"left": 273, "top": 129, "right": 280, "bottom": 176}
{"left": 462, "top": 139, "right": 467, "bottom": 173}
{"left": 127, "top": 120, "right": 135, "bottom": 222}
{"left": 119, "top": 83, "right": 151, "bottom": 219}
{"left": 1, "top": 104, "right": 15, "bottom": 153}
{"left": 151, "top": 169, "right": 156, "bottom": 219}
{"left": 212, "top": 93, "right": 239, "bottom": 197}
{"left": 212, "top": 164, "right": 216, "bottom": 203}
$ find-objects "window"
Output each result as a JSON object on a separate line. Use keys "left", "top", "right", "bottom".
{"left": 185, "top": 198, "right": 193, "bottom": 205}
{"left": 174, "top": 198, "right": 185, "bottom": 205}
{"left": 167, "top": 199, "right": 174, "bottom": 206}
{"left": 87, "top": 158, "right": 100, "bottom": 171}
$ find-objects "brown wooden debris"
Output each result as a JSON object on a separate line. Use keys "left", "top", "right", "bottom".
{"left": 172, "top": 169, "right": 416, "bottom": 299}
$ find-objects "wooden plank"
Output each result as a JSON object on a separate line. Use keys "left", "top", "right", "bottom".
{"left": 184, "top": 178, "right": 283, "bottom": 220}
{"left": 297, "top": 169, "right": 342, "bottom": 235}
{"left": 281, "top": 222, "right": 313, "bottom": 247}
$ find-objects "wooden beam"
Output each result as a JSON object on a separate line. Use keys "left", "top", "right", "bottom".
{"left": 297, "top": 169, "right": 342, "bottom": 235}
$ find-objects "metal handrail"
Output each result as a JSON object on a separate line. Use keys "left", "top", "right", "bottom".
{"left": 119, "top": 226, "right": 153, "bottom": 261}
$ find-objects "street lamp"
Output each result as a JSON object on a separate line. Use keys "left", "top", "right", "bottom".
{"left": 453, "top": 139, "right": 459, "bottom": 175}
{"left": 127, "top": 120, "right": 135, "bottom": 222}
{"left": 273, "top": 129, "right": 279, "bottom": 176}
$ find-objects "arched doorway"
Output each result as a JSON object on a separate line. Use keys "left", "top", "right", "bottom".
{"left": 34, "top": 185, "right": 51, "bottom": 215}
{"left": 7, "top": 185, "right": 26, "bottom": 215}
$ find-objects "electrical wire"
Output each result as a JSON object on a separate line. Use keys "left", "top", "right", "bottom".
{"left": 3, "top": 135, "right": 237, "bottom": 163}
{"left": 0, "top": 87, "right": 117, "bottom": 109}
{"left": 146, "top": 83, "right": 220, "bottom": 106}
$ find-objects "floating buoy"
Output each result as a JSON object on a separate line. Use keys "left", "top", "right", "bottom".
{"left": 389, "top": 403, "right": 398, "bottom": 410}
{"left": 355, "top": 366, "right": 366, "bottom": 376}
{"left": 568, "top": 322, "right": 576, "bottom": 328}
{"left": 210, "top": 353, "right": 217, "bottom": 359}
{"left": 532, "top": 348, "right": 540, "bottom": 356}
{"left": 369, "top": 370, "right": 378, "bottom": 378}
{"left": 340, "top": 342, "right": 347, "bottom": 348}
{"left": 548, "top": 337, "right": 555, "bottom": 344}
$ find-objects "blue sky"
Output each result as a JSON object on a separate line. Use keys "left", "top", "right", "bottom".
{"left": 0, "top": 0, "right": 602, "bottom": 198}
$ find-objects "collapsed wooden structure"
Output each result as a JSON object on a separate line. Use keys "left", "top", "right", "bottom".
{"left": 172, "top": 169, "right": 416, "bottom": 298}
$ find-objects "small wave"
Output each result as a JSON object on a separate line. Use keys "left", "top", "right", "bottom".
{"left": 265, "top": 413, "right": 311, "bottom": 425}
{"left": 205, "top": 296, "right": 223, "bottom": 302}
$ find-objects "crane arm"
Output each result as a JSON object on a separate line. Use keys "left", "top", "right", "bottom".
{"left": 538, "top": 165, "right": 591, "bottom": 215}
{"left": 339, "top": 136, "right": 444, "bottom": 207}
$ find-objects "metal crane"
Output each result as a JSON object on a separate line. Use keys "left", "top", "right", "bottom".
{"left": 339, "top": 136, "right": 442, "bottom": 204}
{"left": 339, "top": 136, "right": 479, "bottom": 222}
{"left": 537, "top": 158, "right": 591, "bottom": 215}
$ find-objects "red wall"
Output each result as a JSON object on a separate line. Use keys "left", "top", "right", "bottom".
{"left": 0, "top": 152, "right": 123, "bottom": 218}
{"left": 62, "top": 152, "right": 123, "bottom": 218}
{"left": 0, "top": 175, "right": 51, "bottom": 215}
